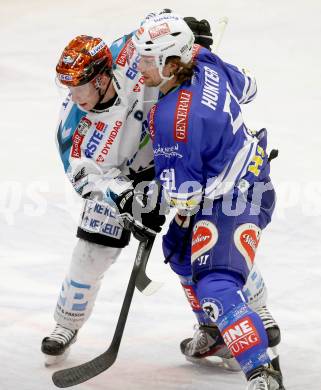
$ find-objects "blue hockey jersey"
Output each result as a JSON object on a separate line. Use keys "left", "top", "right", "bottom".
{"left": 149, "top": 45, "right": 269, "bottom": 210}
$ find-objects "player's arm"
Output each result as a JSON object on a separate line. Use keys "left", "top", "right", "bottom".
{"left": 161, "top": 111, "right": 256, "bottom": 206}
{"left": 184, "top": 16, "right": 256, "bottom": 104}
{"left": 66, "top": 153, "right": 165, "bottom": 237}
{"left": 221, "top": 59, "right": 257, "bottom": 104}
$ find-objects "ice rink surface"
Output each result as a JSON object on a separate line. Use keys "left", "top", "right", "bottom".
{"left": 1, "top": 1, "right": 321, "bottom": 389}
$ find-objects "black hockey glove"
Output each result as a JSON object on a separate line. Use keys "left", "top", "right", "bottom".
{"left": 115, "top": 188, "right": 166, "bottom": 241}
{"left": 184, "top": 17, "right": 213, "bottom": 50}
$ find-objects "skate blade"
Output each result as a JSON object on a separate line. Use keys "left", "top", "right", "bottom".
{"left": 185, "top": 355, "right": 241, "bottom": 372}
{"left": 44, "top": 348, "right": 70, "bottom": 367}
{"left": 221, "top": 357, "right": 241, "bottom": 371}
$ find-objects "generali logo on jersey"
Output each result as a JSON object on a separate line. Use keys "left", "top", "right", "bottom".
{"left": 174, "top": 90, "right": 192, "bottom": 143}
{"left": 222, "top": 317, "right": 261, "bottom": 357}
{"left": 148, "top": 23, "right": 171, "bottom": 39}
{"left": 148, "top": 104, "right": 157, "bottom": 140}
{"left": 116, "top": 39, "right": 135, "bottom": 67}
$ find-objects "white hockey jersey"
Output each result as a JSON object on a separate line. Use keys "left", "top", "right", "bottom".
{"left": 56, "top": 35, "right": 159, "bottom": 196}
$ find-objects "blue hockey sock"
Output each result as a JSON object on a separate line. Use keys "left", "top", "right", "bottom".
{"left": 196, "top": 271, "right": 270, "bottom": 374}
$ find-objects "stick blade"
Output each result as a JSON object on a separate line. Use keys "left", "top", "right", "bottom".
{"left": 139, "top": 280, "right": 163, "bottom": 296}
{"left": 218, "top": 16, "right": 229, "bottom": 25}
{"left": 52, "top": 350, "right": 116, "bottom": 388}
{"left": 135, "top": 272, "right": 163, "bottom": 296}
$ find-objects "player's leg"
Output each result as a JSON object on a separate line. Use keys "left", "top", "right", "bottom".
{"left": 196, "top": 271, "right": 284, "bottom": 389}
{"left": 163, "top": 214, "right": 281, "bottom": 371}
{"left": 244, "top": 264, "right": 282, "bottom": 373}
{"left": 41, "top": 239, "right": 121, "bottom": 365}
{"left": 163, "top": 214, "right": 231, "bottom": 363}
{"left": 188, "top": 188, "right": 284, "bottom": 388}
{"left": 41, "top": 199, "right": 130, "bottom": 366}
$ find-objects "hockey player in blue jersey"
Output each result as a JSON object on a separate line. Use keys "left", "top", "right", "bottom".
{"left": 125, "top": 14, "right": 285, "bottom": 390}
{"left": 167, "top": 18, "right": 281, "bottom": 374}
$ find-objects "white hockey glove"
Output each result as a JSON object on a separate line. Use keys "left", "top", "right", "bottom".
{"left": 67, "top": 158, "right": 105, "bottom": 198}
{"left": 68, "top": 159, "right": 166, "bottom": 239}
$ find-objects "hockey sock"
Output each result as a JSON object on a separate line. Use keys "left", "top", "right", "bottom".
{"left": 196, "top": 271, "right": 271, "bottom": 375}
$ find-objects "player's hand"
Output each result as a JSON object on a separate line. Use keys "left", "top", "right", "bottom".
{"left": 184, "top": 17, "right": 213, "bottom": 50}
{"left": 116, "top": 189, "right": 166, "bottom": 240}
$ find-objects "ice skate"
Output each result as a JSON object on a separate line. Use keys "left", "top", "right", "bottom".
{"left": 256, "top": 306, "right": 281, "bottom": 348}
{"left": 180, "top": 324, "right": 240, "bottom": 371}
{"left": 246, "top": 364, "right": 285, "bottom": 390}
{"left": 41, "top": 324, "right": 78, "bottom": 366}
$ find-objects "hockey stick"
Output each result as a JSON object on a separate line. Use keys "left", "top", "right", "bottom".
{"left": 118, "top": 212, "right": 163, "bottom": 296}
{"left": 85, "top": 191, "right": 162, "bottom": 297}
{"left": 52, "top": 236, "right": 155, "bottom": 388}
{"left": 212, "top": 16, "right": 229, "bottom": 54}
{"left": 135, "top": 257, "right": 163, "bottom": 295}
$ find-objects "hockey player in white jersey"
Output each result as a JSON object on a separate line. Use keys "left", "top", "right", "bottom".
{"left": 41, "top": 34, "right": 164, "bottom": 365}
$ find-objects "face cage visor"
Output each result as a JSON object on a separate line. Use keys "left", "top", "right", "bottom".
{"left": 138, "top": 54, "right": 175, "bottom": 87}
{"left": 139, "top": 55, "right": 158, "bottom": 70}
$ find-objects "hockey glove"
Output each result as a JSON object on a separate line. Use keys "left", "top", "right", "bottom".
{"left": 67, "top": 158, "right": 105, "bottom": 198}
{"left": 115, "top": 187, "right": 166, "bottom": 240}
{"left": 87, "top": 173, "right": 165, "bottom": 240}
{"left": 184, "top": 17, "right": 213, "bottom": 50}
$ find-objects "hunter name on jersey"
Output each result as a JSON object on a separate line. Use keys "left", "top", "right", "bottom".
{"left": 201, "top": 66, "right": 220, "bottom": 111}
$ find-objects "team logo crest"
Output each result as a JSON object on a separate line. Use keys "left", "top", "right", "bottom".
{"left": 77, "top": 117, "right": 92, "bottom": 136}
{"left": 62, "top": 55, "right": 74, "bottom": 64}
{"left": 201, "top": 298, "right": 223, "bottom": 323}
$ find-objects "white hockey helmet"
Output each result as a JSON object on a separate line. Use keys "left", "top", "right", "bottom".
{"left": 132, "top": 13, "right": 195, "bottom": 72}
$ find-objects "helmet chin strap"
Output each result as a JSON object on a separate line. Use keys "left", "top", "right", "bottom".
{"left": 158, "top": 67, "right": 184, "bottom": 90}
{"left": 158, "top": 73, "right": 175, "bottom": 88}
{"left": 157, "top": 63, "right": 175, "bottom": 88}
{"left": 95, "top": 73, "right": 113, "bottom": 104}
